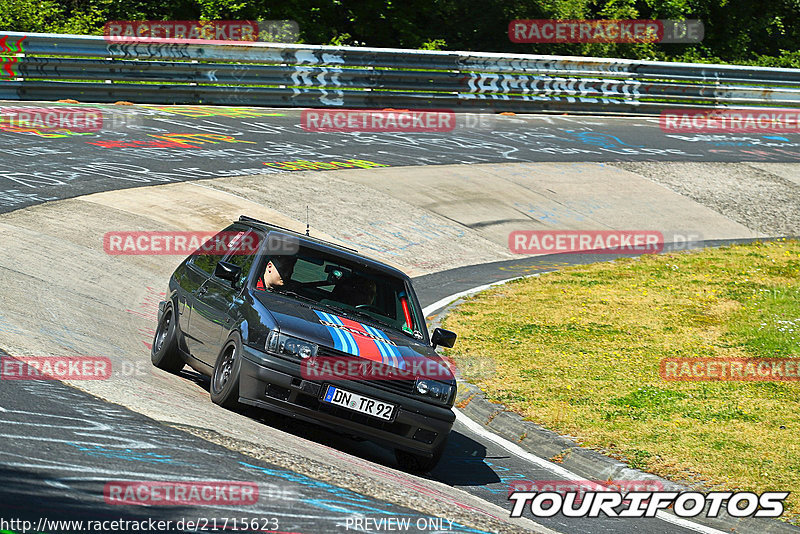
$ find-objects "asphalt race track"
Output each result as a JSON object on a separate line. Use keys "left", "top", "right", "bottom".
{"left": 2, "top": 102, "right": 800, "bottom": 214}
{"left": 0, "top": 366, "right": 493, "bottom": 533}
{"left": 0, "top": 102, "right": 798, "bottom": 534}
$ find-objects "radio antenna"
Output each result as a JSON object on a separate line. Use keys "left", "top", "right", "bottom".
{"left": 305, "top": 205, "right": 310, "bottom": 236}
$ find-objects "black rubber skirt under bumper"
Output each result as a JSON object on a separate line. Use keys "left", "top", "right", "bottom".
{"left": 239, "top": 346, "right": 455, "bottom": 457}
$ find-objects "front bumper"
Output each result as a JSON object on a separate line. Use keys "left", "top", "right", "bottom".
{"left": 239, "top": 345, "right": 455, "bottom": 456}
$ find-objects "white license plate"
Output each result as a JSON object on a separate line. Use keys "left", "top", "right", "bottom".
{"left": 322, "top": 385, "right": 396, "bottom": 421}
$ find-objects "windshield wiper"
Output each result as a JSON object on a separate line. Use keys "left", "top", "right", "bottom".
{"left": 271, "top": 288, "right": 321, "bottom": 306}
{"left": 270, "top": 291, "right": 394, "bottom": 333}
{"left": 325, "top": 304, "right": 411, "bottom": 336}
{"left": 323, "top": 303, "right": 356, "bottom": 318}
{"left": 348, "top": 309, "right": 397, "bottom": 331}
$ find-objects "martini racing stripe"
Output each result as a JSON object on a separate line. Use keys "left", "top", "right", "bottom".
{"left": 364, "top": 324, "right": 405, "bottom": 369}
{"left": 326, "top": 313, "right": 362, "bottom": 358}
{"left": 374, "top": 325, "right": 405, "bottom": 370}
{"left": 315, "top": 310, "right": 350, "bottom": 354}
{"left": 363, "top": 323, "right": 392, "bottom": 365}
{"left": 315, "top": 310, "right": 368, "bottom": 360}
{"left": 337, "top": 315, "right": 385, "bottom": 364}
{"left": 314, "top": 310, "right": 410, "bottom": 368}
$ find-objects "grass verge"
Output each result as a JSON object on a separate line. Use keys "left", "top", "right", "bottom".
{"left": 442, "top": 239, "right": 800, "bottom": 520}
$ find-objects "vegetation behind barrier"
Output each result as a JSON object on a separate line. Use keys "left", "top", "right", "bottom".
{"left": 1, "top": 0, "right": 799, "bottom": 68}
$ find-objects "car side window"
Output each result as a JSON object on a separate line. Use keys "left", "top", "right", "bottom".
{"left": 221, "top": 230, "right": 260, "bottom": 286}
{"left": 189, "top": 224, "right": 241, "bottom": 275}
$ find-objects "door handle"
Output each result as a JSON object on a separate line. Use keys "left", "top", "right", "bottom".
{"left": 197, "top": 286, "right": 208, "bottom": 296}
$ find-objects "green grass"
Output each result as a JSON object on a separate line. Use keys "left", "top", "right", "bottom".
{"left": 443, "top": 239, "right": 800, "bottom": 521}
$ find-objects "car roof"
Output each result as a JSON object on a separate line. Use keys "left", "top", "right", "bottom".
{"left": 238, "top": 215, "right": 411, "bottom": 280}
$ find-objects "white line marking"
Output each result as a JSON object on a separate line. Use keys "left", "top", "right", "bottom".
{"left": 0, "top": 405, "right": 6, "bottom": 412}
{"left": 653, "top": 511, "right": 730, "bottom": 534}
{"left": 429, "top": 282, "right": 729, "bottom": 534}
{"left": 422, "top": 276, "right": 525, "bottom": 316}
{"left": 455, "top": 407, "right": 580, "bottom": 479}
{"left": 455, "top": 409, "right": 727, "bottom": 533}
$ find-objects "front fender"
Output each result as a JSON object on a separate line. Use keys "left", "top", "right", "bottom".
{"left": 231, "top": 318, "right": 250, "bottom": 346}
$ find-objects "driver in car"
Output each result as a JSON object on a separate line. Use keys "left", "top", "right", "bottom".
{"left": 256, "top": 255, "right": 296, "bottom": 291}
{"left": 348, "top": 277, "right": 377, "bottom": 307}
{"left": 330, "top": 276, "right": 377, "bottom": 307}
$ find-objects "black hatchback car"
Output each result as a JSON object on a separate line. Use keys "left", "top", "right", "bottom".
{"left": 151, "top": 216, "right": 457, "bottom": 471}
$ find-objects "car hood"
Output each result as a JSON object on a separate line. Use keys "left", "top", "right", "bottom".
{"left": 255, "top": 292, "right": 454, "bottom": 382}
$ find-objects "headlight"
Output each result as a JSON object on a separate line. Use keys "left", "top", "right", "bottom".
{"left": 414, "top": 378, "right": 453, "bottom": 403}
{"left": 266, "top": 331, "right": 317, "bottom": 360}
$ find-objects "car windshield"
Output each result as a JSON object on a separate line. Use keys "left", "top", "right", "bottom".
{"left": 259, "top": 247, "right": 425, "bottom": 338}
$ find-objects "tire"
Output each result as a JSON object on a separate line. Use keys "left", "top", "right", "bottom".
{"left": 210, "top": 335, "right": 242, "bottom": 410}
{"left": 395, "top": 436, "right": 448, "bottom": 473}
{"left": 151, "top": 302, "right": 184, "bottom": 373}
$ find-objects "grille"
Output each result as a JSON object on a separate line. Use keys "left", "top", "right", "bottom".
{"left": 316, "top": 348, "right": 417, "bottom": 396}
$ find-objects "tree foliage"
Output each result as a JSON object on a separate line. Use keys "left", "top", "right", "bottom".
{"left": 1, "top": 0, "right": 798, "bottom": 67}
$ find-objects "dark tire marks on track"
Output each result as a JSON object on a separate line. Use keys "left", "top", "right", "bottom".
{"left": 0, "top": 352, "right": 497, "bottom": 534}
{"left": 0, "top": 104, "right": 795, "bottom": 533}
{"left": 2, "top": 104, "right": 800, "bottom": 213}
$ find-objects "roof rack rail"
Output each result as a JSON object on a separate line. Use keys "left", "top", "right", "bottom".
{"left": 238, "top": 215, "right": 359, "bottom": 253}
{"left": 238, "top": 215, "right": 298, "bottom": 235}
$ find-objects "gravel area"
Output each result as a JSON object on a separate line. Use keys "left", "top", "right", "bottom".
{"left": 610, "top": 162, "right": 800, "bottom": 237}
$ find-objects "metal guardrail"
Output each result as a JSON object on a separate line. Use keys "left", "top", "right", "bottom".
{"left": 1, "top": 31, "right": 800, "bottom": 113}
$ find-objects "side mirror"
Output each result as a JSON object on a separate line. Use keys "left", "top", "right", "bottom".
{"left": 214, "top": 261, "right": 242, "bottom": 285}
{"left": 431, "top": 328, "right": 457, "bottom": 349}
